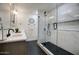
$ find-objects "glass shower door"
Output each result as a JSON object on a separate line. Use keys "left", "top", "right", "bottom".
{"left": 37, "top": 4, "right": 58, "bottom": 55}
{"left": 48, "top": 8, "right": 58, "bottom": 45}
{"left": 0, "top": 4, "right": 10, "bottom": 41}
{"left": 38, "top": 11, "right": 47, "bottom": 43}
{"left": 38, "top": 6, "right": 57, "bottom": 44}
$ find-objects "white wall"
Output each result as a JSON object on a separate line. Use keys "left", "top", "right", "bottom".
{"left": 0, "top": 11, "right": 10, "bottom": 40}
{"left": 57, "top": 4, "right": 79, "bottom": 54}
{"left": 0, "top": 4, "right": 38, "bottom": 41}
{"left": 15, "top": 9, "right": 38, "bottom": 41}
{"left": 51, "top": 4, "right": 79, "bottom": 54}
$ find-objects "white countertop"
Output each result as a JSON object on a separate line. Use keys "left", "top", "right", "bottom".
{"left": 0, "top": 31, "right": 27, "bottom": 43}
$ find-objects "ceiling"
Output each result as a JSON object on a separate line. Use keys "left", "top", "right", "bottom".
{"left": 0, "top": 3, "right": 79, "bottom": 22}
{"left": 0, "top": 3, "right": 63, "bottom": 12}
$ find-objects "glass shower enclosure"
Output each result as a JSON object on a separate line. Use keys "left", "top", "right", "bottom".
{"left": 37, "top": 3, "right": 79, "bottom": 55}
{"left": 37, "top": 3, "right": 58, "bottom": 55}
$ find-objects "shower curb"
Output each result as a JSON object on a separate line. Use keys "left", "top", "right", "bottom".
{"left": 37, "top": 41, "right": 53, "bottom": 55}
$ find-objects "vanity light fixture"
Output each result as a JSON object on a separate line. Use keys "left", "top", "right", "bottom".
{"left": 9, "top": 3, "right": 18, "bottom": 15}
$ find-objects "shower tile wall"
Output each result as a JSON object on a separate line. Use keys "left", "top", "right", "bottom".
{"left": 16, "top": 9, "right": 38, "bottom": 41}
{"left": 57, "top": 3, "right": 79, "bottom": 54}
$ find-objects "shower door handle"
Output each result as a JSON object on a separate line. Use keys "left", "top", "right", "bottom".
{"left": 53, "top": 23, "right": 57, "bottom": 30}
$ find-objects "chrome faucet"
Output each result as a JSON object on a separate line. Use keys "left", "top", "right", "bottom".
{"left": 7, "top": 29, "right": 14, "bottom": 37}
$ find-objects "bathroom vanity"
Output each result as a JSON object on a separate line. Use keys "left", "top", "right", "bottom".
{"left": 0, "top": 30, "right": 27, "bottom": 43}
{"left": 0, "top": 31, "right": 27, "bottom": 55}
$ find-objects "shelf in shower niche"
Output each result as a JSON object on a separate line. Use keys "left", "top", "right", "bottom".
{"left": 42, "top": 42, "right": 73, "bottom": 55}
{"left": 58, "top": 29, "right": 79, "bottom": 32}
{"left": 57, "top": 19, "right": 79, "bottom": 24}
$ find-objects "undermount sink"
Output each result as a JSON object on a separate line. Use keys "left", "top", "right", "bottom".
{"left": 0, "top": 31, "right": 27, "bottom": 43}
{"left": 11, "top": 33, "right": 23, "bottom": 37}
{"left": 5, "top": 31, "right": 27, "bottom": 42}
